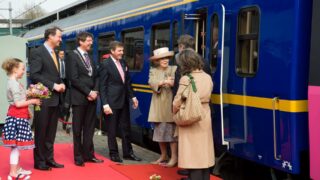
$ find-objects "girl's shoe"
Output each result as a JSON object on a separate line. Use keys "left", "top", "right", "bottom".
{"left": 7, "top": 174, "right": 30, "bottom": 180}
{"left": 17, "top": 168, "right": 32, "bottom": 175}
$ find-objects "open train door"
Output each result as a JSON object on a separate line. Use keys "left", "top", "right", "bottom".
{"left": 308, "top": 0, "right": 320, "bottom": 179}
{"left": 0, "top": 36, "right": 27, "bottom": 125}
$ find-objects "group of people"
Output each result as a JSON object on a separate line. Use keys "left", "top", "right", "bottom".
{"left": 147, "top": 35, "right": 214, "bottom": 180}
{"left": 1, "top": 26, "right": 215, "bottom": 180}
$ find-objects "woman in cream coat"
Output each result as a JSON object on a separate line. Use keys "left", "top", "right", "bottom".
{"left": 148, "top": 47, "right": 178, "bottom": 167}
{"left": 173, "top": 49, "right": 214, "bottom": 180}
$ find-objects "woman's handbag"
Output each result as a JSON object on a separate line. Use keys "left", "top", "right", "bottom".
{"left": 173, "top": 74, "right": 203, "bottom": 126}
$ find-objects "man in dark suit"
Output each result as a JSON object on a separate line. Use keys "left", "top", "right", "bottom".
{"left": 99, "top": 41, "right": 141, "bottom": 163}
{"left": 29, "top": 26, "right": 65, "bottom": 171}
{"left": 65, "top": 32, "right": 104, "bottom": 166}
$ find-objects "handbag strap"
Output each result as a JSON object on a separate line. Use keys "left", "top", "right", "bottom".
{"left": 187, "top": 74, "right": 197, "bottom": 93}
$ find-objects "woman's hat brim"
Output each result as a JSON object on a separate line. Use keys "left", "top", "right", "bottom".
{"left": 150, "top": 51, "right": 174, "bottom": 61}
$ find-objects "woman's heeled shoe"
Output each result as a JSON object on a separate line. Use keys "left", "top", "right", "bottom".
{"left": 165, "top": 160, "right": 177, "bottom": 168}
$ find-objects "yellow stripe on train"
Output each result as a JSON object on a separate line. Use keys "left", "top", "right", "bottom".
{"left": 211, "top": 94, "right": 308, "bottom": 113}
{"left": 132, "top": 84, "right": 308, "bottom": 113}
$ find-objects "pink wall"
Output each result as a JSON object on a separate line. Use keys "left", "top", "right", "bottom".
{"left": 309, "top": 86, "right": 320, "bottom": 180}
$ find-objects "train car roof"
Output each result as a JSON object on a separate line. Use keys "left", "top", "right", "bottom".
{"left": 24, "top": 0, "right": 191, "bottom": 40}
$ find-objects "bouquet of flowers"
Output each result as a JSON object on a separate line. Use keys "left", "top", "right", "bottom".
{"left": 26, "top": 82, "right": 51, "bottom": 111}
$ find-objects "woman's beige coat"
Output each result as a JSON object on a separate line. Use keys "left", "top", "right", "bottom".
{"left": 173, "top": 71, "right": 215, "bottom": 169}
{"left": 148, "top": 66, "right": 177, "bottom": 122}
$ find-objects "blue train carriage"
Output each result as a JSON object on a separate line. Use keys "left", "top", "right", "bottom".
{"left": 23, "top": 0, "right": 312, "bottom": 178}
{"left": 208, "top": 0, "right": 311, "bottom": 177}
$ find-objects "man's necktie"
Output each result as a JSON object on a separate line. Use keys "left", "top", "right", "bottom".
{"left": 51, "top": 51, "right": 59, "bottom": 71}
{"left": 83, "top": 53, "right": 92, "bottom": 69}
{"left": 83, "top": 53, "right": 93, "bottom": 76}
{"left": 115, "top": 60, "right": 125, "bottom": 83}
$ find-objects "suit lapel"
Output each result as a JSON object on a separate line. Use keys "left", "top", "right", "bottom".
{"left": 41, "top": 45, "right": 59, "bottom": 74}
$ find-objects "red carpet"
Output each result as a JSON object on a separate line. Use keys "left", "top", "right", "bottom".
{"left": 0, "top": 144, "right": 128, "bottom": 180}
{"left": 110, "top": 164, "right": 222, "bottom": 180}
{"left": 0, "top": 144, "right": 222, "bottom": 180}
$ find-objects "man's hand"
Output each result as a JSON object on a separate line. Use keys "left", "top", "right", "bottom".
{"left": 104, "top": 106, "right": 113, "bottom": 115}
{"left": 54, "top": 83, "right": 66, "bottom": 92}
{"left": 89, "top": 91, "right": 98, "bottom": 100}
{"left": 132, "top": 98, "right": 139, "bottom": 109}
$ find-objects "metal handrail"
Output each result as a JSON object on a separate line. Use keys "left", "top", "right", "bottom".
{"left": 272, "top": 97, "right": 281, "bottom": 160}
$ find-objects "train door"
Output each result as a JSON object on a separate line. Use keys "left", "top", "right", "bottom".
{"left": 208, "top": 4, "right": 231, "bottom": 151}
{"left": 210, "top": 4, "right": 262, "bottom": 154}
{"left": 219, "top": 6, "right": 261, "bottom": 152}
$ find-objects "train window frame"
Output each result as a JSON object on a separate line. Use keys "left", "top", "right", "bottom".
{"left": 98, "top": 32, "right": 116, "bottom": 62}
{"left": 151, "top": 21, "right": 171, "bottom": 52}
{"left": 236, "top": 6, "right": 260, "bottom": 77}
{"left": 210, "top": 13, "right": 219, "bottom": 73}
{"left": 121, "top": 27, "right": 144, "bottom": 72}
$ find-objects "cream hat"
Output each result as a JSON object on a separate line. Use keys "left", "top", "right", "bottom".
{"left": 150, "top": 47, "right": 174, "bottom": 61}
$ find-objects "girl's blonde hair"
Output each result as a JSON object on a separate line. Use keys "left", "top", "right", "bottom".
{"left": 1, "top": 58, "right": 23, "bottom": 75}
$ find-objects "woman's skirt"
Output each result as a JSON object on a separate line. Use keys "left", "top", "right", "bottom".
{"left": 1, "top": 116, "right": 34, "bottom": 150}
{"left": 153, "top": 122, "right": 177, "bottom": 142}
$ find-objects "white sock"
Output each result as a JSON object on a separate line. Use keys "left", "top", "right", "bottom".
{"left": 10, "top": 147, "right": 20, "bottom": 165}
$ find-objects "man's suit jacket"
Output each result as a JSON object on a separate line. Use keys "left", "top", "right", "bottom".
{"left": 65, "top": 49, "right": 99, "bottom": 106}
{"left": 172, "top": 54, "right": 212, "bottom": 97}
{"left": 29, "top": 45, "right": 62, "bottom": 106}
{"left": 99, "top": 57, "right": 134, "bottom": 109}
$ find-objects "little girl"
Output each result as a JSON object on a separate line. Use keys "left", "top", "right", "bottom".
{"left": 1, "top": 58, "right": 40, "bottom": 180}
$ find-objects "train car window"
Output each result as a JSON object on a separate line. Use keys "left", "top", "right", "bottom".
{"left": 195, "top": 9, "right": 207, "bottom": 58}
{"left": 236, "top": 7, "right": 260, "bottom": 77}
{"left": 211, "top": 14, "right": 219, "bottom": 72}
{"left": 151, "top": 23, "right": 170, "bottom": 51}
{"left": 65, "top": 39, "right": 77, "bottom": 53}
{"left": 172, "top": 21, "right": 179, "bottom": 65}
{"left": 98, "top": 33, "right": 115, "bottom": 61}
{"left": 122, "top": 28, "right": 144, "bottom": 71}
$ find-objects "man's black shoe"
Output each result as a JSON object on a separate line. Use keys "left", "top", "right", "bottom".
{"left": 177, "top": 169, "right": 190, "bottom": 176}
{"left": 46, "top": 161, "right": 64, "bottom": 168}
{"left": 110, "top": 155, "right": 123, "bottom": 163}
{"left": 75, "top": 160, "right": 85, "bottom": 167}
{"left": 123, "top": 153, "right": 142, "bottom": 161}
{"left": 85, "top": 157, "right": 104, "bottom": 163}
{"left": 34, "top": 165, "right": 52, "bottom": 171}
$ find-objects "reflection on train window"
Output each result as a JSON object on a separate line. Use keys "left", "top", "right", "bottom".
{"left": 151, "top": 23, "right": 170, "bottom": 51}
{"left": 236, "top": 7, "right": 260, "bottom": 77}
{"left": 211, "top": 14, "right": 219, "bottom": 72}
{"left": 65, "top": 39, "right": 76, "bottom": 52}
{"left": 98, "top": 33, "right": 115, "bottom": 61}
{"left": 122, "top": 28, "right": 144, "bottom": 71}
{"left": 172, "top": 21, "right": 179, "bottom": 65}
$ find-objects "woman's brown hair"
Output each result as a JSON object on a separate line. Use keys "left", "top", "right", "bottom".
{"left": 178, "top": 48, "right": 204, "bottom": 75}
{"left": 1, "top": 58, "right": 23, "bottom": 75}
